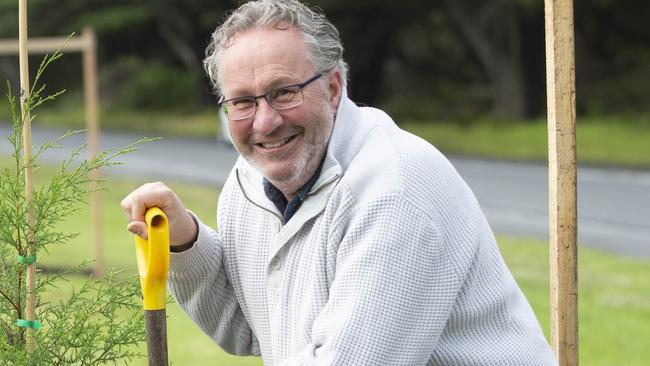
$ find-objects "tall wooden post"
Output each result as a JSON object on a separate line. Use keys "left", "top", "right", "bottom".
{"left": 82, "top": 26, "right": 104, "bottom": 277}
{"left": 544, "top": 0, "right": 578, "bottom": 365}
{"left": 18, "top": 0, "right": 37, "bottom": 353}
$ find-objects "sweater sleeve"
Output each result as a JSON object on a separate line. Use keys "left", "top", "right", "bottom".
{"left": 167, "top": 216, "right": 260, "bottom": 356}
{"left": 279, "top": 193, "right": 463, "bottom": 365}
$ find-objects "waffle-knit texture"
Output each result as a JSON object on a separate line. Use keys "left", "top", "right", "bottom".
{"left": 168, "top": 93, "right": 558, "bottom": 365}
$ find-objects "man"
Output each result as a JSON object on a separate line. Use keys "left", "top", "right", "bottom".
{"left": 121, "top": 0, "right": 557, "bottom": 364}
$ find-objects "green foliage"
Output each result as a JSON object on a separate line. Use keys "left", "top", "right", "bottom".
{"left": 0, "top": 50, "right": 150, "bottom": 364}
{"left": 580, "top": 60, "right": 650, "bottom": 114}
{"left": 0, "top": 269, "right": 145, "bottom": 365}
{"left": 115, "top": 60, "right": 200, "bottom": 112}
{"left": 2, "top": 0, "right": 649, "bottom": 118}
{"left": 38, "top": 271, "right": 144, "bottom": 365}
{"left": 68, "top": 5, "right": 152, "bottom": 34}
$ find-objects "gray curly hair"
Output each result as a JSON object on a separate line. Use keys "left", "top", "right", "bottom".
{"left": 204, "top": 0, "right": 348, "bottom": 96}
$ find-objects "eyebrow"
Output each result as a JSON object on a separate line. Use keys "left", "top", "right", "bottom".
{"left": 226, "top": 77, "right": 302, "bottom": 99}
{"left": 265, "top": 77, "right": 300, "bottom": 91}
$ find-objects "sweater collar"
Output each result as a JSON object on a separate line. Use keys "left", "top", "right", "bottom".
{"left": 262, "top": 160, "right": 323, "bottom": 223}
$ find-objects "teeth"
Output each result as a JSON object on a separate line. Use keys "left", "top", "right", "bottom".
{"left": 261, "top": 137, "right": 291, "bottom": 148}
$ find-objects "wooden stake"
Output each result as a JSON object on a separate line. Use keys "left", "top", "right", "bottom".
{"left": 18, "top": 0, "right": 37, "bottom": 353}
{"left": 0, "top": 35, "right": 91, "bottom": 54}
{"left": 544, "top": 0, "right": 578, "bottom": 365}
{"left": 82, "top": 27, "right": 104, "bottom": 277}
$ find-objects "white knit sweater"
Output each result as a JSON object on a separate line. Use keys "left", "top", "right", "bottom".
{"left": 168, "top": 93, "right": 558, "bottom": 365}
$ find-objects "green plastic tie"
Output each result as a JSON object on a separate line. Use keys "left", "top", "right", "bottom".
{"left": 17, "top": 255, "right": 37, "bottom": 265}
{"left": 16, "top": 319, "right": 42, "bottom": 330}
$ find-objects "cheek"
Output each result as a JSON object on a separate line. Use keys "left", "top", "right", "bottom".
{"left": 228, "top": 122, "right": 249, "bottom": 143}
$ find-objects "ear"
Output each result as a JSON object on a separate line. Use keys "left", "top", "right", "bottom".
{"left": 326, "top": 70, "right": 343, "bottom": 112}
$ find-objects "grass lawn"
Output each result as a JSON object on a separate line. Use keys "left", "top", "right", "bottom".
{"left": 1, "top": 157, "right": 648, "bottom": 364}
{"left": 0, "top": 103, "right": 219, "bottom": 142}
{"left": 402, "top": 115, "right": 650, "bottom": 168}
{"left": 498, "top": 237, "right": 650, "bottom": 365}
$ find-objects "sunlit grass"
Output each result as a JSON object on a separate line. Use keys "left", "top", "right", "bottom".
{"left": 403, "top": 115, "right": 650, "bottom": 168}
{"left": 0, "top": 102, "right": 220, "bottom": 140}
{"left": 498, "top": 236, "right": 650, "bottom": 366}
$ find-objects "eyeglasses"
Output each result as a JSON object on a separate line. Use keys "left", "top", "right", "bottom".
{"left": 219, "top": 73, "right": 322, "bottom": 121}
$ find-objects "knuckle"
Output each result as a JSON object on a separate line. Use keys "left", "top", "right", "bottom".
{"left": 120, "top": 197, "right": 129, "bottom": 210}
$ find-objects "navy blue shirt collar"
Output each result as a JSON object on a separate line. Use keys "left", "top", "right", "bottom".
{"left": 263, "top": 162, "right": 323, "bottom": 224}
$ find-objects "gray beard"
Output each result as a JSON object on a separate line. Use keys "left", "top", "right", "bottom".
{"left": 243, "top": 128, "right": 329, "bottom": 198}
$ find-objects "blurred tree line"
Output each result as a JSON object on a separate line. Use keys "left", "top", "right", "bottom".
{"left": 0, "top": 0, "right": 648, "bottom": 121}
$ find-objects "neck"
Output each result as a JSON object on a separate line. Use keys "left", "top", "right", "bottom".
{"left": 270, "top": 155, "right": 325, "bottom": 201}
{"left": 268, "top": 175, "right": 308, "bottom": 202}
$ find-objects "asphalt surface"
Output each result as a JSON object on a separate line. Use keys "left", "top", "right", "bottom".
{"left": 1, "top": 123, "right": 649, "bottom": 258}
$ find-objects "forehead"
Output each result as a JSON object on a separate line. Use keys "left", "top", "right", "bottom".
{"left": 219, "top": 26, "right": 315, "bottom": 95}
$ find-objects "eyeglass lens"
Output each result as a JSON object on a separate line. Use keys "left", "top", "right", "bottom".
{"left": 224, "top": 86, "right": 304, "bottom": 120}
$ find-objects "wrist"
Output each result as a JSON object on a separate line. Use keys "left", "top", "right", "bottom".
{"left": 170, "top": 212, "right": 199, "bottom": 252}
{"left": 170, "top": 241, "right": 194, "bottom": 253}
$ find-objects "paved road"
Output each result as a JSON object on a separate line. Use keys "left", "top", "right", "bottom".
{"left": 2, "top": 123, "right": 649, "bottom": 257}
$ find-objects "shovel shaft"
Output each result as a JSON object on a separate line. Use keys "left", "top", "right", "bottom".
{"left": 145, "top": 309, "right": 168, "bottom": 366}
{"left": 136, "top": 207, "right": 170, "bottom": 364}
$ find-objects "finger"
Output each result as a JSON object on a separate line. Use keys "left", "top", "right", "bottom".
{"left": 127, "top": 221, "right": 148, "bottom": 240}
{"left": 120, "top": 193, "right": 134, "bottom": 220}
{"left": 130, "top": 194, "right": 147, "bottom": 224}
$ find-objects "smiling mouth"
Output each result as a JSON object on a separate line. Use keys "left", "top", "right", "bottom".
{"left": 258, "top": 135, "right": 297, "bottom": 149}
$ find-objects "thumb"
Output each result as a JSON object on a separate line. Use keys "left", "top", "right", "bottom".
{"left": 127, "top": 221, "right": 148, "bottom": 240}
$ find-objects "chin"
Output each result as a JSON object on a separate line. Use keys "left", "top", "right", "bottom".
{"left": 265, "top": 159, "right": 313, "bottom": 190}
{"left": 264, "top": 164, "right": 303, "bottom": 185}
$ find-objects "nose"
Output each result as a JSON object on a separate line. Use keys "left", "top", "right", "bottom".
{"left": 253, "top": 97, "right": 283, "bottom": 135}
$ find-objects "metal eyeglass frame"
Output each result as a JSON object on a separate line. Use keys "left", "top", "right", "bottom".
{"left": 218, "top": 73, "right": 323, "bottom": 121}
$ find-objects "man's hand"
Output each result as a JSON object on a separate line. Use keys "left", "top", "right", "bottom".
{"left": 121, "top": 182, "right": 198, "bottom": 247}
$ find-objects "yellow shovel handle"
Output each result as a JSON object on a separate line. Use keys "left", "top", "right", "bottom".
{"left": 135, "top": 207, "right": 170, "bottom": 310}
